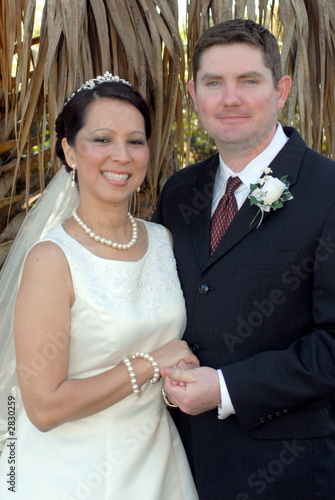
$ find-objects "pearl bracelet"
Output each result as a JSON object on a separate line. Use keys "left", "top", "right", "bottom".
{"left": 122, "top": 357, "right": 141, "bottom": 395}
{"left": 132, "top": 352, "right": 161, "bottom": 384}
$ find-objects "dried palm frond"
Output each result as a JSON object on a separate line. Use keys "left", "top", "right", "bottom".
{"left": 279, "top": 0, "right": 335, "bottom": 157}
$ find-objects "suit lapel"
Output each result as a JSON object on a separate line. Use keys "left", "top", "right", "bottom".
{"left": 203, "top": 127, "right": 306, "bottom": 271}
{"left": 187, "top": 155, "right": 219, "bottom": 269}
{"left": 266, "top": 127, "right": 303, "bottom": 187}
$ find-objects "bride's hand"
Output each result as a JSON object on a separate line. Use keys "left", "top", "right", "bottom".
{"left": 151, "top": 339, "right": 199, "bottom": 371}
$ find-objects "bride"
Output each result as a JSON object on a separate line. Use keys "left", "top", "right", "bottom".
{"left": 0, "top": 73, "right": 199, "bottom": 500}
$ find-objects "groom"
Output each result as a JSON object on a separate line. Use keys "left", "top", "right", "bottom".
{"left": 153, "top": 19, "right": 335, "bottom": 500}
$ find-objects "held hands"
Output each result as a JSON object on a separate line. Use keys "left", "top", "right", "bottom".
{"left": 151, "top": 340, "right": 221, "bottom": 416}
{"left": 161, "top": 365, "right": 221, "bottom": 415}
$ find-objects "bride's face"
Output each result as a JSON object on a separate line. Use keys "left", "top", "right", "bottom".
{"left": 62, "top": 97, "right": 149, "bottom": 208}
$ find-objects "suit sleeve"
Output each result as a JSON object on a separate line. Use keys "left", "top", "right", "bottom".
{"left": 222, "top": 199, "right": 335, "bottom": 433}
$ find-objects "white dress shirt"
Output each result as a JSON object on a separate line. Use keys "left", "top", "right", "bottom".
{"left": 215, "top": 124, "right": 289, "bottom": 419}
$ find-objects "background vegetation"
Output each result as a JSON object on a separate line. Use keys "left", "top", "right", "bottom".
{"left": 1, "top": 0, "right": 334, "bottom": 268}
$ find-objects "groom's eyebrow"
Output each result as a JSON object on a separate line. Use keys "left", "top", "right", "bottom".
{"left": 199, "top": 70, "right": 266, "bottom": 82}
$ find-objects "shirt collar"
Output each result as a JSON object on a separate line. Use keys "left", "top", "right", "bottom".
{"left": 215, "top": 123, "right": 289, "bottom": 196}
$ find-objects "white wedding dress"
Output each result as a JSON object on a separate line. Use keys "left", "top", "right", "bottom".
{"left": 0, "top": 221, "right": 198, "bottom": 500}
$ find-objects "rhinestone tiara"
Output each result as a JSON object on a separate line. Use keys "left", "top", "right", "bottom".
{"left": 64, "top": 72, "right": 131, "bottom": 105}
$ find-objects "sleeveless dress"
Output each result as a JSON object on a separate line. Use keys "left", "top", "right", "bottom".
{"left": 0, "top": 221, "right": 198, "bottom": 500}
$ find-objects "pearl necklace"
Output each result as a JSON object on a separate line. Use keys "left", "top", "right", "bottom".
{"left": 72, "top": 210, "right": 138, "bottom": 250}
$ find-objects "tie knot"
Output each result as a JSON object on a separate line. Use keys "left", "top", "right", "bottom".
{"left": 225, "top": 176, "right": 242, "bottom": 195}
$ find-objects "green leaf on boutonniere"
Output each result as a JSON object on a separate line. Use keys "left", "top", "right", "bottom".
{"left": 249, "top": 196, "right": 260, "bottom": 206}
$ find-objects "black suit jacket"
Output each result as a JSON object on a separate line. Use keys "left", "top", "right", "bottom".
{"left": 153, "top": 128, "right": 335, "bottom": 499}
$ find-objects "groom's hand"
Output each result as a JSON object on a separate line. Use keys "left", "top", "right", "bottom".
{"left": 161, "top": 366, "right": 221, "bottom": 415}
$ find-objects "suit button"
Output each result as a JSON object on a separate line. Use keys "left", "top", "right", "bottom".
{"left": 190, "top": 344, "right": 200, "bottom": 354}
{"left": 274, "top": 412, "right": 282, "bottom": 418}
{"left": 266, "top": 414, "right": 274, "bottom": 421}
{"left": 199, "top": 284, "right": 210, "bottom": 294}
{"left": 258, "top": 417, "right": 265, "bottom": 424}
{"left": 282, "top": 409, "right": 289, "bottom": 415}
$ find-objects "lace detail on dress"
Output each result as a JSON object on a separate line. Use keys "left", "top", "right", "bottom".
{"left": 69, "top": 223, "right": 179, "bottom": 323}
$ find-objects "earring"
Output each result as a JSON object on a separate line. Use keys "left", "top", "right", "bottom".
{"left": 136, "top": 186, "right": 141, "bottom": 193}
{"left": 71, "top": 165, "right": 76, "bottom": 188}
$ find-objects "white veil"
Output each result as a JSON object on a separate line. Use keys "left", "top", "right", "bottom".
{"left": 0, "top": 166, "right": 79, "bottom": 450}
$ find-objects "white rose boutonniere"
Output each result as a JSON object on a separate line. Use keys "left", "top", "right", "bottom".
{"left": 249, "top": 168, "right": 294, "bottom": 227}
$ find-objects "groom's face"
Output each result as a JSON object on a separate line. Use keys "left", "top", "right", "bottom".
{"left": 188, "top": 43, "right": 290, "bottom": 160}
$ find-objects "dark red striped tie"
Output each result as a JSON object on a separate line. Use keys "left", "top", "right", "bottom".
{"left": 210, "top": 176, "right": 242, "bottom": 254}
